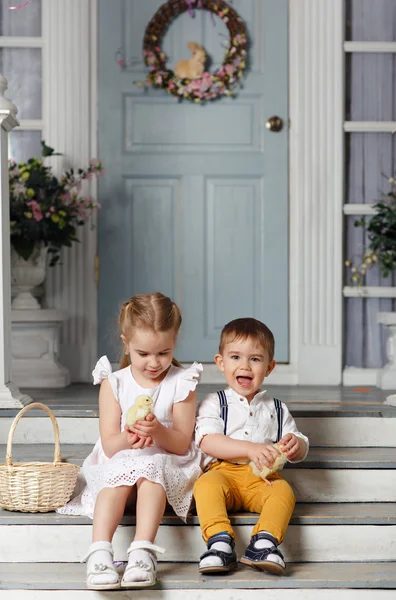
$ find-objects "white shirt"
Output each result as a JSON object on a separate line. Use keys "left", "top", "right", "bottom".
{"left": 195, "top": 388, "right": 309, "bottom": 468}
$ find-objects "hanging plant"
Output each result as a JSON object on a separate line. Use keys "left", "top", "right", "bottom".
{"left": 141, "top": 0, "right": 248, "bottom": 103}
{"left": 346, "top": 175, "right": 396, "bottom": 282}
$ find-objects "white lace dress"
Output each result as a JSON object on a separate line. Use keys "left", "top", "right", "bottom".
{"left": 57, "top": 357, "right": 203, "bottom": 520}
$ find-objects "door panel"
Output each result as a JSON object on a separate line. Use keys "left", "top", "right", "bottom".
{"left": 98, "top": 0, "right": 289, "bottom": 362}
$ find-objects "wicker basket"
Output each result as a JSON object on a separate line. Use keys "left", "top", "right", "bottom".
{"left": 0, "top": 402, "right": 80, "bottom": 513}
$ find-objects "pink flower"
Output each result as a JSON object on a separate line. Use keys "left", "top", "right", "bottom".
{"left": 27, "top": 200, "right": 43, "bottom": 222}
{"left": 225, "top": 64, "right": 235, "bottom": 75}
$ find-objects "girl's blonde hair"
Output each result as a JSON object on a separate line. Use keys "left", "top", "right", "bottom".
{"left": 119, "top": 292, "right": 182, "bottom": 369}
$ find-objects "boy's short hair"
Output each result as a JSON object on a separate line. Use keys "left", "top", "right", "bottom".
{"left": 219, "top": 317, "right": 275, "bottom": 361}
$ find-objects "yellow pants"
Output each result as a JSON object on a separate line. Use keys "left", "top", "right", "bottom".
{"left": 193, "top": 461, "right": 296, "bottom": 543}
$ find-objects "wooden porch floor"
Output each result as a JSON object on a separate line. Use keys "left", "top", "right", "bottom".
{"left": 3, "top": 384, "right": 395, "bottom": 418}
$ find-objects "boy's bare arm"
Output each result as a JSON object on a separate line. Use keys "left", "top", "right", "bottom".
{"left": 200, "top": 434, "right": 280, "bottom": 469}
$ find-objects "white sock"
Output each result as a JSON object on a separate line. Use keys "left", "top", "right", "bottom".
{"left": 254, "top": 533, "right": 285, "bottom": 568}
{"left": 124, "top": 547, "right": 156, "bottom": 583}
{"left": 86, "top": 541, "right": 118, "bottom": 585}
{"left": 200, "top": 539, "right": 233, "bottom": 569}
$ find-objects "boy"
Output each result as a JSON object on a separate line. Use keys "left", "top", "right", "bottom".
{"left": 194, "top": 318, "right": 309, "bottom": 575}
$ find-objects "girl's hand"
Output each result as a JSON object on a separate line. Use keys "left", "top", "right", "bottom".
{"left": 124, "top": 425, "right": 140, "bottom": 447}
{"left": 124, "top": 425, "right": 154, "bottom": 449}
{"left": 131, "top": 412, "right": 161, "bottom": 439}
{"left": 130, "top": 435, "right": 154, "bottom": 449}
{"left": 247, "top": 443, "right": 280, "bottom": 472}
{"left": 279, "top": 433, "right": 305, "bottom": 460}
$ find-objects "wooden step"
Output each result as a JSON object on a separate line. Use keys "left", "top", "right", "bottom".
{"left": 1, "top": 503, "right": 395, "bottom": 563}
{"left": 1, "top": 502, "right": 395, "bottom": 526}
{"left": 1, "top": 445, "right": 395, "bottom": 503}
{"left": 2, "top": 444, "right": 395, "bottom": 469}
{"left": 0, "top": 562, "right": 395, "bottom": 595}
{"left": 1, "top": 383, "right": 394, "bottom": 447}
{"left": 1, "top": 414, "right": 395, "bottom": 447}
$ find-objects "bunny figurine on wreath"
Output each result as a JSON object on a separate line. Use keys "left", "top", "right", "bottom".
{"left": 174, "top": 41, "right": 207, "bottom": 80}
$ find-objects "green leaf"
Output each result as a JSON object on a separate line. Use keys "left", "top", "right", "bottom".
{"left": 11, "top": 237, "right": 36, "bottom": 261}
{"left": 41, "top": 140, "right": 63, "bottom": 157}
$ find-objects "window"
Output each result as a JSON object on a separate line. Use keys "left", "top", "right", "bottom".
{"left": 0, "top": 1, "right": 43, "bottom": 162}
{"left": 344, "top": 0, "right": 396, "bottom": 368}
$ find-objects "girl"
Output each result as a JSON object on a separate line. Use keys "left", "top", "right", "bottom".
{"left": 58, "top": 292, "right": 203, "bottom": 590}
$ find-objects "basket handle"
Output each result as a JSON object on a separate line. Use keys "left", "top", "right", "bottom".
{"left": 6, "top": 402, "right": 62, "bottom": 467}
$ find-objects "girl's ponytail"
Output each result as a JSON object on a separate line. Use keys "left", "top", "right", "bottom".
{"left": 120, "top": 353, "right": 130, "bottom": 370}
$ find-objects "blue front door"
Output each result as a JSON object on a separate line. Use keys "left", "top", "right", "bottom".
{"left": 98, "top": 0, "right": 289, "bottom": 363}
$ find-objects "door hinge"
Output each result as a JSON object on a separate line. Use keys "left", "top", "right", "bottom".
{"left": 95, "top": 254, "right": 99, "bottom": 286}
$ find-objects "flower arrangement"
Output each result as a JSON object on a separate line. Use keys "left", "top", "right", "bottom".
{"left": 9, "top": 141, "right": 104, "bottom": 266}
{"left": 141, "top": 0, "right": 247, "bottom": 102}
{"left": 346, "top": 175, "right": 396, "bottom": 283}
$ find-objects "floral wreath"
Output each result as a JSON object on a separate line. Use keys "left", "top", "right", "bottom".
{"left": 142, "top": 0, "right": 247, "bottom": 102}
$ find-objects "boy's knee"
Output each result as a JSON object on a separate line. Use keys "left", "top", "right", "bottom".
{"left": 273, "top": 479, "right": 296, "bottom": 506}
{"left": 194, "top": 472, "right": 228, "bottom": 498}
{"left": 281, "top": 480, "right": 296, "bottom": 507}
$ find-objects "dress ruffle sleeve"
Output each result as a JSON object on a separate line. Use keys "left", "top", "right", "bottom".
{"left": 92, "top": 355, "right": 113, "bottom": 385}
{"left": 174, "top": 362, "right": 203, "bottom": 403}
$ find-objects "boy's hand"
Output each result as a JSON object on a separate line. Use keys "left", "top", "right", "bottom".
{"left": 247, "top": 443, "right": 281, "bottom": 472}
{"left": 132, "top": 412, "right": 161, "bottom": 439}
{"left": 279, "top": 433, "right": 305, "bottom": 461}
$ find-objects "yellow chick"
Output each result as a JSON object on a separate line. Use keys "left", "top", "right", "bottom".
{"left": 126, "top": 394, "right": 153, "bottom": 428}
{"left": 250, "top": 443, "right": 288, "bottom": 485}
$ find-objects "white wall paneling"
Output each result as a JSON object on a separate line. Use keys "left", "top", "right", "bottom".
{"left": 289, "top": 0, "right": 344, "bottom": 384}
{"left": 42, "top": 0, "right": 98, "bottom": 381}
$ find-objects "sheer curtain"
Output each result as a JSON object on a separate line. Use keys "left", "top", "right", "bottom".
{"left": 345, "top": 0, "right": 396, "bottom": 368}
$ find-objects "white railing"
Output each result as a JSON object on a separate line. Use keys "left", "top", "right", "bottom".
{"left": 0, "top": 75, "right": 33, "bottom": 407}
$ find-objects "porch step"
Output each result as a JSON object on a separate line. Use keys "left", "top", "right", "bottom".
{"left": 2, "top": 502, "right": 395, "bottom": 526}
{"left": 3, "top": 444, "right": 395, "bottom": 468}
{"left": 1, "top": 444, "right": 395, "bottom": 503}
{"left": 1, "top": 414, "right": 396, "bottom": 447}
{"left": 0, "top": 562, "right": 395, "bottom": 596}
{"left": 1, "top": 503, "right": 395, "bottom": 563}
{"left": 1, "top": 383, "right": 394, "bottom": 447}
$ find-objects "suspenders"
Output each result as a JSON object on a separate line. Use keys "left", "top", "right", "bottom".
{"left": 217, "top": 391, "right": 283, "bottom": 442}
{"left": 273, "top": 398, "right": 283, "bottom": 443}
{"left": 217, "top": 390, "right": 229, "bottom": 435}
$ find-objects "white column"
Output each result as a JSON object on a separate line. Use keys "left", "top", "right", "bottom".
{"left": 289, "top": 0, "right": 344, "bottom": 384}
{"left": 0, "top": 75, "right": 33, "bottom": 407}
{"left": 42, "top": 0, "right": 98, "bottom": 382}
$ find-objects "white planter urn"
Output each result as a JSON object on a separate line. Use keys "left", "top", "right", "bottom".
{"left": 377, "top": 311, "right": 396, "bottom": 395}
{"left": 11, "top": 244, "right": 48, "bottom": 309}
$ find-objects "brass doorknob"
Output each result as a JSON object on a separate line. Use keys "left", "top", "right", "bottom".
{"left": 265, "top": 116, "right": 283, "bottom": 132}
